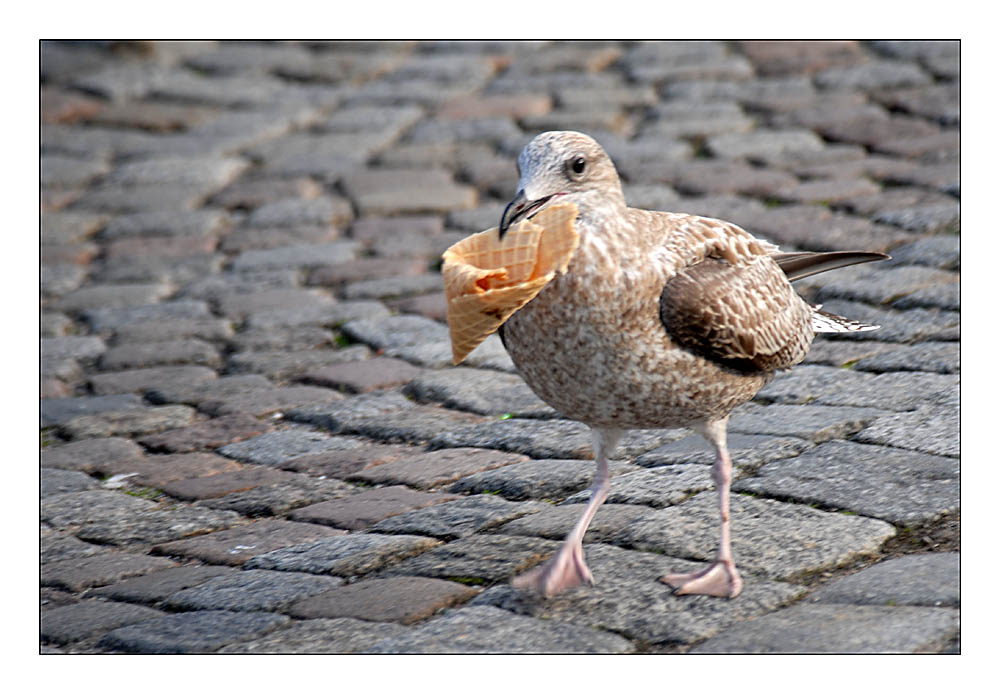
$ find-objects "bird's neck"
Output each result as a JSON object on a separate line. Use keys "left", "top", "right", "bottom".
{"left": 562, "top": 189, "right": 642, "bottom": 283}
{"left": 568, "top": 187, "right": 627, "bottom": 232}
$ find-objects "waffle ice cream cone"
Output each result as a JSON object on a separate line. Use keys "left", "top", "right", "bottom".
{"left": 442, "top": 203, "right": 579, "bottom": 364}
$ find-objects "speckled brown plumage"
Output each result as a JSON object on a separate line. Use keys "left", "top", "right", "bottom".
{"left": 495, "top": 131, "right": 886, "bottom": 598}
{"left": 502, "top": 206, "right": 808, "bottom": 428}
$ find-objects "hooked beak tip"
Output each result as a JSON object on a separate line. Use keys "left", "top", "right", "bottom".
{"left": 499, "top": 192, "right": 525, "bottom": 239}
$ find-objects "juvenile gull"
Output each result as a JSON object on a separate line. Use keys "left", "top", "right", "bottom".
{"left": 495, "top": 131, "right": 886, "bottom": 598}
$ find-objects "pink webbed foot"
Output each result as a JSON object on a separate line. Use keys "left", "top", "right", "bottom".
{"left": 660, "top": 561, "right": 743, "bottom": 598}
{"left": 512, "top": 543, "right": 593, "bottom": 597}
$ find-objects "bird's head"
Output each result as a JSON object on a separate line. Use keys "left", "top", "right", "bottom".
{"left": 499, "top": 131, "right": 624, "bottom": 237}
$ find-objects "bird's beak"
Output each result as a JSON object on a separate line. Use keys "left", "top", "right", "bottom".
{"left": 499, "top": 189, "right": 529, "bottom": 239}
{"left": 498, "top": 190, "right": 556, "bottom": 239}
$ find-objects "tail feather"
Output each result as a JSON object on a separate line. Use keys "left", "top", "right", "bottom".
{"left": 771, "top": 251, "right": 889, "bottom": 333}
{"left": 811, "top": 305, "right": 880, "bottom": 333}
{"left": 774, "top": 251, "right": 890, "bottom": 282}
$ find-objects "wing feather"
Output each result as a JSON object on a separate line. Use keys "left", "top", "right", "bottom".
{"left": 659, "top": 255, "right": 814, "bottom": 372}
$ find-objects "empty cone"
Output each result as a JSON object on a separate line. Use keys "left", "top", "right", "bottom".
{"left": 442, "top": 203, "right": 580, "bottom": 364}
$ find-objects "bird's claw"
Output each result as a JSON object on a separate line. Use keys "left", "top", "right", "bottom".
{"left": 660, "top": 561, "right": 743, "bottom": 598}
{"left": 512, "top": 543, "right": 594, "bottom": 597}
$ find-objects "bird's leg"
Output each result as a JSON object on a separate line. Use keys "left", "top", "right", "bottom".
{"left": 512, "top": 427, "right": 623, "bottom": 597}
{"left": 660, "top": 418, "right": 744, "bottom": 598}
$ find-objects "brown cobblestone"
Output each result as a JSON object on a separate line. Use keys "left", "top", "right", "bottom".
{"left": 41, "top": 87, "right": 105, "bottom": 124}
{"left": 437, "top": 93, "right": 553, "bottom": 119}
{"left": 308, "top": 257, "right": 428, "bottom": 287}
{"left": 349, "top": 447, "right": 529, "bottom": 489}
{"left": 162, "top": 466, "right": 298, "bottom": 501}
{"left": 42, "top": 437, "right": 146, "bottom": 474}
{"left": 774, "top": 178, "right": 882, "bottom": 204}
{"left": 42, "top": 553, "right": 180, "bottom": 593}
{"left": 289, "top": 576, "right": 478, "bottom": 624}
{"left": 88, "top": 565, "right": 236, "bottom": 605}
{"left": 153, "top": 520, "right": 346, "bottom": 566}
{"left": 138, "top": 413, "right": 273, "bottom": 453}
{"left": 817, "top": 114, "right": 940, "bottom": 149}
{"left": 281, "top": 443, "right": 421, "bottom": 478}
{"left": 300, "top": 357, "right": 423, "bottom": 394}
{"left": 41, "top": 242, "right": 99, "bottom": 266}
{"left": 85, "top": 101, "right": 220, "bottom": 131}
{"left": 102, "top": 451, "right": 243, "bottom": 487}
{"left": 289, "top": 485, "right": 461, "bottom": 530}
{"left": 737, "top": 40, "right": 866, "bottom": 76}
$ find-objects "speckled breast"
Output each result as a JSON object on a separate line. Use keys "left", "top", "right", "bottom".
{"left": 502, "top": 245, "right": 771, "bottom": 429}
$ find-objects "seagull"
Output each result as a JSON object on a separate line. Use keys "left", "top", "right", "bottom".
{"left": 496, "top": 131, "right": 887, "bottom": 598}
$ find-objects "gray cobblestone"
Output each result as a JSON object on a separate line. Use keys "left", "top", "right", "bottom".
{"left": 854, "top": 341, "right": 959, "bottom": 374}
{"left": 735, "top": 440, "right": 957, "bottom": 523}
{"left": 471, "top": 544, "right": 805, "bottom": 646}
{"left": 218, "top": 617, "right": 411, "bottom": 654}
{"left": 372, "top": 494, "right": 548, "bottom": 540}
{"left": 42, "top": 154, "right": 110, "bottom": 188}
{"left": 218, "top": 429, "right": 358, "bottom": 467}
{"left": 194, "top": 475, "right": 359, "bottom": 517}
{"left": 41, "top": 394, "right": 144, "bottom": 428}
{"left": 498, "top": 503, "right": 654, "bottom": 543}
{"left": 101, "top": 209, "right": 229, "bottom": 240}
{"left": 95, "top": 254, "right": 225, "bottom": 286}
{"left": 432, "top": 418, "right": 687, "bottom": 461}
{"left": 215, "top": 288, "right": 336, "bottom": 319}
{"left": 146, "top": 373, "right": 272, "bottom": 405}
{"left": 84, "top": 300, "right": 213, "bottom": 332}
{"left": 76, "top": 183, "right": 214, "bottom": 213}
{"left": 75, "top": 504, "right": 243, "bottom": 546}
{"left": 342, "top": 273, "right": 444, "bottom": 300}
{"left": 621, "top": 492, "right": 896, "bottom": 580}
{"left": 367, "top": 604, "right": 635, "bottom": 654}
{"left": 247, "top": 533, "right": 442, "bottom": 576}
{"left": 162, "top": 569, "right": 343, "bottom": 612}
{"left": 231, "top": 241, "right": 360, "bottom": 272}
{"left": 450, "top": 457, "right": 632, "bottom": 501}
{"left": 814, "top": 60, "right": 933, "bottom": 91}
{"left": 53, "top": 283, "right": 172, "bottom": 314}
{"left": 99, "top": 610, "right": 291, "bottom": 654}
{"left": 853, "top": 406, "right": 959, "bottom": 458}
{"left": 809, "top": 552, "right": 959, "bottom": 607}
{"left": 41, "top": 311, "right": 75, "bottom": 337}
{"left": 42, "top": 552, "right": 179, "bottom": 593}
{"left": 41, "top": 531, "right": 108, "bottom": 565}
{"left": 101, "top": 338, "right": 222, "bottom": 370}
{"left": 107, "top": 155, "right": 249, "bottom": 187}
{"left": 379, "top": 534, "right": 561, "bottom": 586}
{"left": 813, "top": 299, "right": 959, "bottom": 343}
{"left": 41, "top": 336, "right": 107, "bottom": 362}
{"left": 89, "top": 565, "right": 236, "bottom": 605}
{"left": 405, "top": 367, "right": 556, "bottom": 418}
{"left": 42, "top": 600, "right": 164, "bottom": 646}
{"left": 42, "top": 436, "right": 145, "bottom": 474}
{"left": 690, "top": 603, "right": 957, "bottom": 654}
{"left": 59, "top": 404, "right": 198, "bottom": 440}
{"left": 560, "top": 466, "right": 725, "bottom": 508}
{"left": 225, "top": 346, "right": 370, "bottom": 380}
{"left": 41, "top": 468, "right": 101, "bottom": 496}
{"left": 634, "top": 432, "right": 812, "bottom": 469}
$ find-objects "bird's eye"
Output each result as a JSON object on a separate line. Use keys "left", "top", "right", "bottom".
{"left": 570, "top": 156, "right": 586, "bottom": 175}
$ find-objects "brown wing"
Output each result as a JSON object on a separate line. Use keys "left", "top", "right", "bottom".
{"left": 659, "top": 254, "right": 814, "bottom": 373}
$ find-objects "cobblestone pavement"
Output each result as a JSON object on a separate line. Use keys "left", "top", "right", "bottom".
{"left": 40, "top": 40, "right": 959, "bottom": 654}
